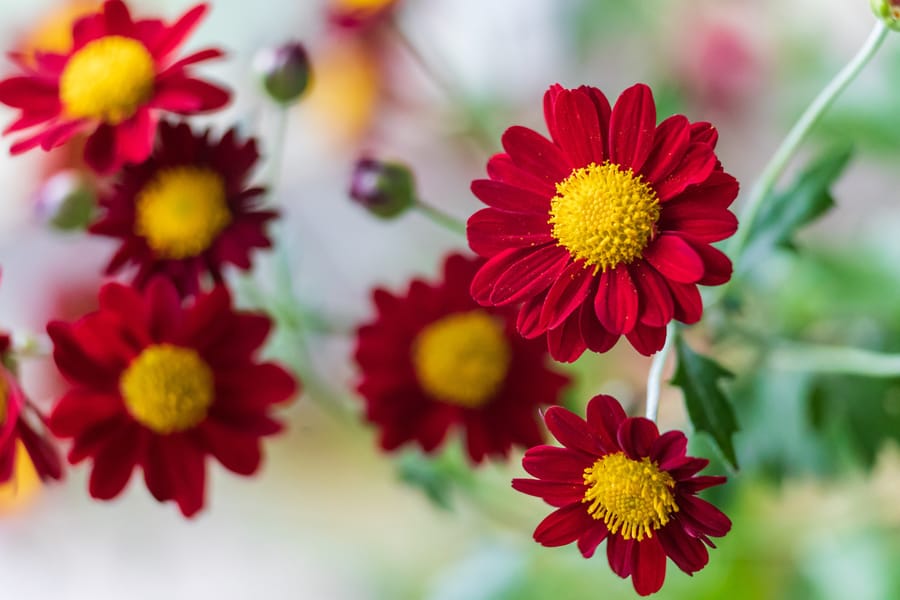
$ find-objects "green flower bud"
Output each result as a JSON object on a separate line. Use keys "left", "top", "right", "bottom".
{"left": 871, "top": 0, "right": 900, "bottom": 31}
{"left": 254, "top": 41, "right": 312, "bottom": 105}
{"left": 34, "top": 170, "right": 96, "bottom": 231}
{"left": 349, "top": 158, "right": 416, "bottom": 219}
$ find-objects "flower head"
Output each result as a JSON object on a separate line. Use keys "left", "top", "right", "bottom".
{"left": 468, "top": 84, "right": 738, "bottom": 361}
{"left": 349, "top": 157, "right": 415, "bottom": 219}
{"left": 89, "top": 121, "right": 276, "bottom": 297}
{"left": 0, "top": 0, "right": 229, "bottom": 174}
{"left": 513, "top": 395, "right": 731, "bottom": 596}
{"left": 0, "top": 334, "right": 63, "bottom": 486}
{"left": 47, "top": 278, "right": 298, "bottom": 517}
{"left": 327, "top": 0, "right": 400, "bottom": 30}
{"left": 355, "top": 253, "right": 570, "bottom": 463}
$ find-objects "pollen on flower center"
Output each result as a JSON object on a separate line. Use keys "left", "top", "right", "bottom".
{"left": 582, "top": 451, "right": 678, "bottom": 541}
{"left": 120, "top": 344, "right": 215, "bottom": 434}
{"left": 549, "top": 161, "right": 660, "bottom": 272}
{"left": 134, "top": 166, "right": 231, "bottom": 260}
{"left": 59, "top": 35, "right": 156, "bottom": 124}
{"left": 412, "top": 310, "right": 511, "bottom": 408}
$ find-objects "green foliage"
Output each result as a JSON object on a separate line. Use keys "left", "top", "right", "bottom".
{"left": 742, "top": 145, "right": 852, "bottom": 270}
{"left": 672, "top": 335, "right": 740, "bottom": 469}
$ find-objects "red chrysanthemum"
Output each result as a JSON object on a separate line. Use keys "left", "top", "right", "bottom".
{"left": 513, "top": 395, "right": 731, "bottom": 596}
{"left": 46, "top": 278, "right": 297, "bottom": 517}
{"left": 355, "top": 253, "right": 570, "bottom": 463}
{"left": 0, "top": 0, "right": 229, "bottom": 174}
{"left": 0, "top": 334, "right": 63, "bottom": 485}
{"left": 89, "top": 121, "right": 276, "bottom": 296}
{"left": 468, "top": 83, "right": 739, "bottom": 361}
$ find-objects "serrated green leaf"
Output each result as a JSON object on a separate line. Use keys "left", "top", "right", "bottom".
{"left": 671, "top": 335, "right": 740, "bottom": 469}
{"left": 742, "top": 146, "right": 852, "bottom": 269}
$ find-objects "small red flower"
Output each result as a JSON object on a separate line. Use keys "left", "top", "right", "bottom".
{"left": 89, "top": 121, "right": 276, "bottom": 297}
{"left": 355, "top": 253, "right": 570, "bottom": 463}
{"left": 47, "top": 278, "right": 297, "bottom": 517}
{"left": 327, "top": 0, "right": 400, "bottom": 29}
{"left": 0, "top": 0, "right": 229, "bottom": 174}
{"left": 0, "top": 334, "right": 63, "bottom": 485}
{"left": 468, "top": 83, "right": 738, "bottom": 361}
{"left": 513, "top": 395, "right": 731, "bottom": 596}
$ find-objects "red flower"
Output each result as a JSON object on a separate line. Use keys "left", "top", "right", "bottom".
{"left": 468, "top": 84, "right": 738, "bottom": 361}
{"left": 513, "top": 395, "right": 731, "bottom": 596}
{"left": 89, "top": 121, "right": 276, "bottom": 296}
{"left": 0, "top": 0, "right": 229, "bottom": 174}
{"left": 47, "top": 278, "right": 297, "bottom": 517}
{"left": 355, "top": 253, "right": 570, "bottom": 463}
{"left": 0, "top": 334, "right": 63, "bottom": 485}
{"left": 327, "top": 0, "right": 400, "bottom": 30}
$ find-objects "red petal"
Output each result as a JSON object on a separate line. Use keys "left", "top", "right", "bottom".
{"left": 594, "top": 266, "right": 639, "bottom": 335}
{"left": 115, "top": 108, "right": 157, "bottom": 164}
{"left": 654, "top": 143, "right": 716, "bottom": 201}
{"left": 522, "top": 445, "right": 590, "bottom": 482}
{"left": 516, "top": 292, "right": 548, "bottom": 338}
{"left": 677, "top": 494, "right": 732, "bottom": 538}
{"left": 543, "top": 405, "right": 603, "bottom": 455}
{"left": 501, "top": 125, "right": 571, "bottom": 183}
{"left": 488, "top": 245, "right": 570, "bottom": 305}
{"left": 690, "top": 121, "right": 718, "bottom": 147}
{"left": 152, "top": 3, "right": 209, "bottom": 59}
{"left": 88, "top": 422, "right": 141, "bottom": 500}
{"left": 470, "top": 247, "right": 529, "bottom": 303}
{"left": 632, "top": 536, "right": 667, "bottom": 596}
{"left": 579, "top": 302, "right": 618, "bottom": 354}
{"left": 585, "top": 394, "right": 626, "bottom": 451}
{"left": 667, "top": 280, "right": 703, "bottom": 324}
{"left": 512, "top": 478, "right": 585, "bottom": 507}
{"left": 643, "top": 234, "right": 704, "bottom": 284}
{"left": 607, "top": 534, "right": 634, "bottom": 578}
{"left": 608, "top": 84, "right": 656, "bottom": 172}
{"left": 650, "top": 430, "right": 688, "bottom": 470}
{"left": 533, "top": 503, "right": 594, "bottom": 547}
{"left": 690, "top": 241, "right": 733, "bottom": 286}
{"left": 577, "top": 522, "right": 609, "bottom": 558}
{"left": 162, "top": 47, "right": 224, "bottom": 73}
{"left": 0, "top": 76, "right": 59, "bottom": 109}
{"left": 546, "top": 309, "right": 587, "bottom": 363}
{"left": 48, "top": 389, "right": 123, "bottom": 437}
{"left": 200, "top": 421, "right": 262, "bottom": 475}
{"left": 17, "top": 419, "right": 63, "bottom": 482}
{"left": 658, "top": 522, "right": 710, "bottom": 575}
{"left": 659, "top": 201, "right": 738, "bottom": 243}
{"left": 680, "top": 475, "right": 727, "bottom": 494}
{"left": 673, "top": 170, "right": 739, "bottom": 210}
{"left": 486, "top": 153, "right": 555, "bottom": 196}
{"left": 580, "top": 85, "right": 613, "bottom": 148}
{"left": 466, "top": 208, "right": 552, "bottom": 256}
{"left": 159, "top": 435, "right": 206, "bottom": 517}
{"left": 84, "top": 124, "right": 118, "bottom": 174}
{"left": 617, "top": 417, "right": 659, "bottom": 459}
{"left": 152, "top": 77, "right": 230, "bottom": 113}
{"left": 102, "top": 0, "right": 135, "bottom": 36}
{"left": 631, "top": 262, "right": 674, "bottom": 328}
{"left": 642, "top": 115, "right": 690, "bottom": 187}
{"left": 550, "top": 87, "right": 605, "bottom": 166}
{"left": 470, "top": 179, "right": 549, "bottom": 214}
{"left": 625, "top": 322, "right": 667, "bottom": 356}
{"left": 540, "top": 260, "right": 594, "bottom": 330}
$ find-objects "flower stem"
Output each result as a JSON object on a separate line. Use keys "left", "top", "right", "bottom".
{"left": 768, "top": 342, "right": 900, "bottom": 377}
{"left": 414, "top": 199, "right": 467, "bottom": 236}
{"left": 645, "top": 323, "right": 676, "bottom": 422}
{"left": 727, "top": 21, "right": 889, "bottom": 268}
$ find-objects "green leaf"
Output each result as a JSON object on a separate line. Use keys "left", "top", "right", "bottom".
{"left": 742, "top": 145, "right": 852, "bottom": 268}
{"left": 671, "top": 335, "right": 740, "bottom": 469}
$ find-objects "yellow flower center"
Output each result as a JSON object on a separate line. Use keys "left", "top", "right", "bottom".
{"left": 549, "top": 161, "right": 660, "bottom": 273}
{"left": 582, "top": 451, "right": 678, "bottom": 541}
{"left": 411, "top": 310, "right": 511, "bottom": 408}
{"left": 120, "top": 344, "right": 215, "bottom": 434}
{"left": 334, "top": 0, "right": 394, "bottom": 10}
{"left": 134, "top": 167, "right": 231, "bottom": 260}
{"left": 59, "top": 35, "right": 156, "bottom": 124}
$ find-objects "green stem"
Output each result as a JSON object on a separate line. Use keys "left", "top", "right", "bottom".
{"left": 414, "top": 199, "right": 467, "bottom": 236}
{"left": 768, "top": 342, "right": 900, "bottom": 377}
{"left": 645, "top": 323, "right": 676, "bottom": 422}
{"left": 727, "top": 21, "right": 889, "bottom": 269}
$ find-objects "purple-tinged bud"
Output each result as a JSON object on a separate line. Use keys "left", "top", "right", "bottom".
{"left": 349, "top": 158, "right": 415, "bottom": 219}
{"left": 254, "top": 41, "right": 312, "bottom": 105}
{"left": 33, "top": 170, "right": 96, "bottom": 231}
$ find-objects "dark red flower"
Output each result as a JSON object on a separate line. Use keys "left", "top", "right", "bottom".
{"left": 0, "top": 0, "right": 229, "bottom": 174}
{"left": 468, "top": 83, "right": 738, "bottom": 361}
{"left": 513, "top": 395, "right": 731, "bottom": 596}
{"left": 355, "top": 253, "right": 570, "bottom": 463}
{"left": 0, "top": 334, "right": 63, "bottom": 485}
{"left": 89, "top": 121, "right": 276, "bottom": 297}
{"left": 47, "top": 278, "right": 297, "bottom": 517}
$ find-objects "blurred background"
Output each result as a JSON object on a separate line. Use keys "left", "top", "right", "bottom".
{"left": 2, "top": 0, "right": 900, "bottom": 598}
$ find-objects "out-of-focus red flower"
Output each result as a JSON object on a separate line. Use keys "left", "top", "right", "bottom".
{"left": 514, "top": 395, "right": 731, "bottom": 596}
{"left": 467, "top": 83, "right": 739, "bottom": 361}
{"left": 0, "top": 0, "right": 229, "bottom": 174}
{"left": 327, "top": 0, "right": 400, "bottom": 30}
{"left": 355, "top": 253, "right": 570, "bottom": 463}
{"left": 90, "top": 121, "right": 276, "bottom": 297}
{"left": 47, "top": 278, "right": 298, "bottom": 517}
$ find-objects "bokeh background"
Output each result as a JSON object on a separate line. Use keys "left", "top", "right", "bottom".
{"left": 2, "top": 0, "right": 900, "bottom": 598}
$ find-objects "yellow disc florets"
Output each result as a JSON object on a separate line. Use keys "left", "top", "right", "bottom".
{"left": 411, "top": 310, "right": 512, "bottom": 408}
{"left": 549, "top": 161, "right": 660, "bottom": 272}
{"left": 582, "top": 451, "right": 678, "bottom": 541}
{"left": 134, "top": 166, "right": 231, "bottom": 260}
{"left": 59, "top": 35, "right": 156, "bottom": 124}
{"left": 120, "top": 344, "right": 215, "bottom": 434}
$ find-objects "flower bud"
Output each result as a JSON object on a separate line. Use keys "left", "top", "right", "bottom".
{"left": 871, "top": 0, "right": 900, "bottom": 30}
{"left": 254, "top": 41, "right": 312, "bottom": 105}
{"left": 33, "top": 170, "right": 96, "bottom": 231}
{"left": 349, "top": 158, "right": 415, "bottom": 219}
